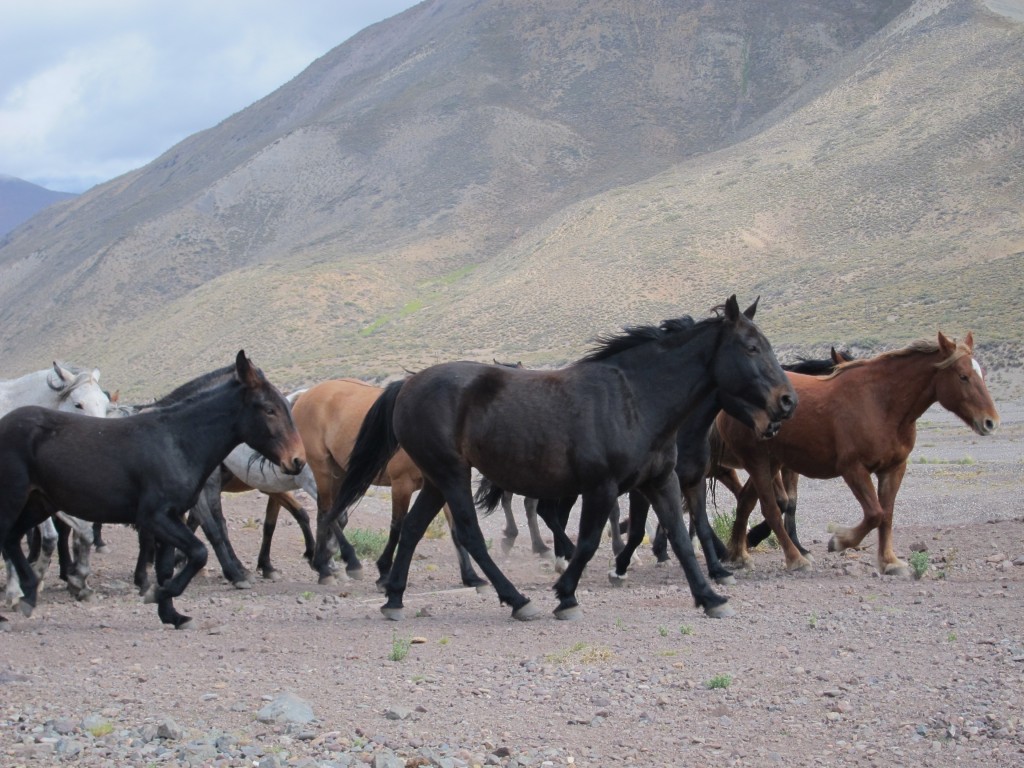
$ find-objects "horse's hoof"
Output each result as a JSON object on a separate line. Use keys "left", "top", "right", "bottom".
{"left": 17, "top": 600, "right": 34, "bottom": 618}
{"left": 232, "top": 579, "right": 253, "bottom": 590}
{"left": 375, "top": 581, "right": 388, "bottom": 594}
{"left": 827, "top": 535, "right": 845, "bottom": 553}
{"left": 512, "top": 601, "right": 542, "bottom": 621}
{"left": 261, "top": 570, "right": 282, "bottom": 582}
{"left": 607, "top": 570, "right": 628, "bottom": 587}
{"left": 532, "top": 544, "right": 551, "bottom": 556}
{"left": 76, "top": 589, "right": 95, "bottom": 602}
{"left": 380, "top": 606, "right": 404, "bottom": 621}
{"left": 705, "top": 603, "right": 735, "bottom": 619}
{"left": 714, "top": 574, "right": 737, "bottom": 586}
{"left": 500, "top": 538, "right": 516, "bottom": 556}
{"left": 883, "top": 564, "right": 911, "bottom": 578}
{"left": 95, "top": 545, "right": 110, "bottom": 554}
{"left": 175, "top": 619, "right": 196, "bottom": 631}
{"left": 554, "top": 557, "right": 568, "bottom": 574}
{"left": 553, "top": 605, "right": 583, "bottom": 621}
{"left": 318, "top": 574, "right": 337, "bottom": 586}
{"left": 346, "top": 567, "right": 364, "bottom": 581}
{"left": 786, "top": 558, "right": 812, "bottom": 572}
{"left": 474, "top": 583, "right": 493, "bottom": 594}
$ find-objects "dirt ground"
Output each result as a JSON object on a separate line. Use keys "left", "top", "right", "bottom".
{"left": 2, "top": 384, "right": 1023, "bottom": 767}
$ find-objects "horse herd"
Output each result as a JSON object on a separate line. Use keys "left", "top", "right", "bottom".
{"left": 0, "top": 295, "right": 1000, "bottom": 630}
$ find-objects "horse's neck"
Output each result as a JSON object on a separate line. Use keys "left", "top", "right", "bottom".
{"left": 161, "top": 384, "right": 247, "bottom": 476}
{"left": 614, "top": 326, "right": 720, "bottom": 435}
{"left": 0, "top": 370, "right": 58, "bottom": 414}
{"left": 865, "top": 352, "right": 942, "bottom": 427}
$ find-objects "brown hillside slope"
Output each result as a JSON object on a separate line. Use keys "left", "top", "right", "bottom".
{"left": 3, "top": 0, "right": 1020, "bottom": 397}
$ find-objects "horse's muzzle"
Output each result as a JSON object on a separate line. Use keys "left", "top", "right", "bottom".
{"left": 281, "top": 456, "right": 306, "bottom": 475}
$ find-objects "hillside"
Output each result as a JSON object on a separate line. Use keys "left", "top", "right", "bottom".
{"left": 0, "top": 175, "right": 76, "bottom": 237}
{"left": 0, "top": 0, "right": 1020, "bottom": 398}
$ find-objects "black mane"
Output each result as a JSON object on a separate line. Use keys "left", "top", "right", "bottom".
{"left": 578, "top": 314, "right": 716, "bottom": 364}
{"left": 151, "top": 365, "right": 235, "bottom": 408}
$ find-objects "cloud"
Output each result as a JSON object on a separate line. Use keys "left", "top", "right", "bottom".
{"left": 0, "top": 0, "right": 418, "bottom": 193}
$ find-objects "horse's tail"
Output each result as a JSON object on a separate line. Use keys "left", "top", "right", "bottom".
{"left": 325, "top": 380, "right": 404, "bottom": 526}
{"left": 473, "top": 476, "right": 505, "bottom": 516}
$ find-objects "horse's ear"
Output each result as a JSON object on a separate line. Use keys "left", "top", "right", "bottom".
{"left": 52, "top": 361, "right": 71, "bottom": 382}
{"left": 235, "top": 350, "right": 260, "bottom": 387}
{"left": 937, "top": 332, "right": 956, "bottom": 356}
{"left": 91, "top": 368, "right": 100, "bottom": 384}
{"left": 743, "top": 296, "right": 760, "bottom": 320}
{"left": 830, "top": 347, "right": 841, "bottom": 364}
{"left": 110, "top": 390, "right": 120, "bottom": 403}
{"left": 964, "top": 331, "right": 975, "bottom": 351}
{"left": 724, "top": 295, "right": 740, "bottom": 321}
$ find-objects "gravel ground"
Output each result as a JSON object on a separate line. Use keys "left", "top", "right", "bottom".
{"left": 2, "top": 379, "right": 1023, "bottom": 768}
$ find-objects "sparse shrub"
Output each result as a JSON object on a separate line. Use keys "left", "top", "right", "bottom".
{"left": 706, "top": 674, "right": 732, "bottom": 689}
{"left": 345, "top": 528, "right": 387, "bottom": 559}
{"left": 909, "top": 550, "right": 929, "bottom": 580}
{"left": 389, "top": 633, "right": 411, "bottom": 662}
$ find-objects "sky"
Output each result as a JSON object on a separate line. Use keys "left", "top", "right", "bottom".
{"left": 0, "top": 1, "right": 420, "bottom": 194}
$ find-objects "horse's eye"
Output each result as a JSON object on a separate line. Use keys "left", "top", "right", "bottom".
{"left": 748, "top": 344, "right": 759, "bottom": 354}
{"left": 265, "top": 406, "right": 277, "bottom": 416}
{"left": 74, "top": 403, "right": 84, "bottom": 409}
{"left": 959, "top": 373, "right": 969, "bottom": 383}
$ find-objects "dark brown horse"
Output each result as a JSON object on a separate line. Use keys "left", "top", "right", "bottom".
{"left": 716, "top": 333, "right": 999, "bottom": 575}
{"left": 323, "top": 297, "right": 796, "bottom": 621}
{"left": 0, "top": 352, "right": 305, "bottom": 629}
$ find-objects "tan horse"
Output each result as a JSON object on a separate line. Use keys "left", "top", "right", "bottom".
{"left": 716, "top": 332, "right": 999, "bottom": 576}
{"left": 292, "top": 379, "right": 486, "bottom": 589}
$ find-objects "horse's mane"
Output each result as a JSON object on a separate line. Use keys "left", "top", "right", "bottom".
{"left": 151, "top": 365, "right": 236, "bottom": 408}
{"left": 577, "top": 313, "right": 719, "bottom": 364}
{"left": 47, "top": 363, "right": 96, "bottom": 403}
{"left": 784, "top": 357, "right": 839, "bottom": 376}
{"left": 825, "top": 338, "right": 966, "bottom": 379}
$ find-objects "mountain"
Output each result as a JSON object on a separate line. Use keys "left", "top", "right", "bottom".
{"left": 0, "top": 0, "right": 1021, "bottom": 399}
{"left": 0, "top": 176, "right": 77, "bottom": 237}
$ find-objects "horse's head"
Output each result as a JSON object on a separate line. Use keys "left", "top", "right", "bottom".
{"left": 234, "top": 350, "right": 307, "bottom": 474}
{"left": 712, "top": 296, "right": 797, "bottom": 439}
{"left": 934, "top": 331, "right": 999, "bottom": 436}
{"left": 51, "top": 362, "right": 110, "bottom": 417}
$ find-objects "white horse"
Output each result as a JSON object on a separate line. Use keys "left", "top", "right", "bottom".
{"left": 1, "top": 363, "right": 109, "bottom": 605}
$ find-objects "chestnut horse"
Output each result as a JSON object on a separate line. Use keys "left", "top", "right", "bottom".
{"left": 716, "top": 333, "right": 998, "bottom": 575}
{"left": 292, "top": 379, "right": 485, "bottom": 590}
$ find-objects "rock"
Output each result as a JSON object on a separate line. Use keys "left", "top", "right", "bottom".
{"left": 156, "top": 717, "right": 183, "bottom": 740}
{"left": 384, "top": 705, "right": 413, "bottom": 721}
{"left": 257, "top": 692, "right": 315, "bottom": 725}
{"left": 909, "top": 541, "right": 928, "bottom": 553}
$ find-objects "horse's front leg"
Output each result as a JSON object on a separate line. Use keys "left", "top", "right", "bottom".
{"left": 643, "top": 476, "right": 732, "bottom": 617}
{"left": 736, "top": 462, "right": 810, "bottom": 572}
{"left": 829, "top": 463, "right": 908, "bottom": 576}
{"left": 190, "top": 475, "right": 251, "bottom": 588}
{"left": 257, "top": 497, "right": 282, "bottom": 580}
{"left": 553, "top": 484, "right": 618, "bottom": 620}
{"left": 683, "top": 479, "right": 735, "bottom": 585}
{"left": 142, "top": 510, "right": 209, "bottom": 629}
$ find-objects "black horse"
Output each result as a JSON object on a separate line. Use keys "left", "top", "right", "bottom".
{"left": 319, "top": 296, "right": 796, "bottom": 621}
{"left": 0, "top": 351, "right": 305, "bottom": 629}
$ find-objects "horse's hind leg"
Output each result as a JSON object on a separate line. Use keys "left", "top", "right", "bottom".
{"left": 610, "top": 491, "right": 650, "bottom": 583}
{"left": 32, "top": 518, "right": 58, "bottom": 584}
{"left": 534, "top": 497, "right": 576, "bottom": 572}
{"left": 57, "top": 514, "right": 95, "bottom": 600}
{"left": 143, "top": 510, "right": 210, "bottom": 629}
{"left": 499, "top": 491, "right": 519, "bottom": 554}
{"left": 643, "top": 477, "right": 731, "bottom": 618}
{"left": 522, "top": 497, "right": 549, "bottom": 555}
{"left": 442, "top": 505, "right": 486, "bottom": 589}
